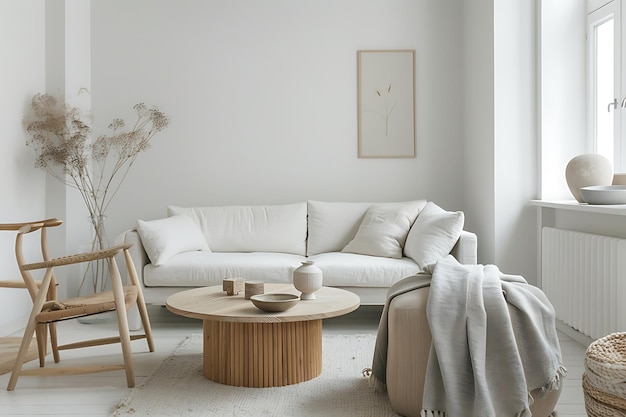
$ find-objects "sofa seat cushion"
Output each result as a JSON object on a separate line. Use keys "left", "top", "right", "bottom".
{"left": 308, "top": 252, "right": 420, "bottom": 287}
{"left": 143, "top": 252, "right": 306, "bottom": 287}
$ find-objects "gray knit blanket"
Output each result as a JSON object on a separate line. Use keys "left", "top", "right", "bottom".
{"left": 370, "top": 256, "right": 566, "bottom": 417}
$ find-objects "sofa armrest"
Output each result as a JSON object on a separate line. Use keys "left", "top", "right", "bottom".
{"left": 450, "top": 230, "right": 477, "bottom": 265}
{"left": 116, "top": 229, "right": 149, "bottom": 288}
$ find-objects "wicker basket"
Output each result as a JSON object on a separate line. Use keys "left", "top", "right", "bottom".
{"left": 585, "top": 332, "right": 626, "bottom": 397}
{"left": 583, "top": 374, "right": 626, "bottom": 412}
{"left": 584, "top": 388, "right": 626, "bottom": 417}
{"left": 583, "top": 332, "right": 626, "bottom": 416}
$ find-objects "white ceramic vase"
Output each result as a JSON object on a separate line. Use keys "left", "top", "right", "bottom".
{"left": 565, "top": 154, "right": 613, "bottom": 202}
{"left": 293, "top": 261, "right": 323, "bottom": 300}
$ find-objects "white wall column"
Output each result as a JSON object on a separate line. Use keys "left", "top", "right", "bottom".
{"left": 45, "top": 0, "right": 93, "bottom": 298}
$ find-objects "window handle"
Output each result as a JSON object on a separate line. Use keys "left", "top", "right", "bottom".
{"left": 621, "top": 98, "right": 626, "bottom": 108}
{"left": 608, "top": 98, "right": 618, "bottom": 112}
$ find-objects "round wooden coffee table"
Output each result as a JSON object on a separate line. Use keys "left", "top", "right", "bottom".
{"left": 166, "top": 284, "right": 360, "bottom": 387}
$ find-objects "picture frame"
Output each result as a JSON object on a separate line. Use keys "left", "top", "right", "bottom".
{"left": 357, "top": 50, "right": 416, "bottom": 158}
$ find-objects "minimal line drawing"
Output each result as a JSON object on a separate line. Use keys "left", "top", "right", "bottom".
{"left": 369, "top": 83, "right": 397, "bottom": 137}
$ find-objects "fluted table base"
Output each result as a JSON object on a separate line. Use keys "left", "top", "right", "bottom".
{"left": 203, "top": 319, "right": 323, "bottom": 387}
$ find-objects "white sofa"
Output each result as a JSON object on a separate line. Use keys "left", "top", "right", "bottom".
{"left": 119, "top": 200, "right": 477, "bottom": 305}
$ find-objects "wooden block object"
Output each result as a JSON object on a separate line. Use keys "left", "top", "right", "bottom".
{"left": 223, "top": 278, "right": 245, "bottom": 296}
{"left": 245, "top": 281, "right": 264, "bottom": 300}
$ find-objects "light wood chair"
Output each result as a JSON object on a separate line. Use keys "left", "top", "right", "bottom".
{"left": 0, "top": 218, "right": 60, "bottom": 367}
{"left": 3, "top": 219, "right": 155, "bottom": 391}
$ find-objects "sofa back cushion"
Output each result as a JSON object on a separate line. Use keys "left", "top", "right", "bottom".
{"left": 306, "top": 201, "right": 373, "bottom": 256}
{"left": 168, "top": 203, "right": 307, "bottom": 255}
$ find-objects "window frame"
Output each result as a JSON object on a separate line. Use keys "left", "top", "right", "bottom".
{"left": 587, "top": 0, "right": 624, "bottom": 171}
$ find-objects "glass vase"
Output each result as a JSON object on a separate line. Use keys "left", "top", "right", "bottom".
{"left": 78, "top": 214, "right": 110, "bottom": 296}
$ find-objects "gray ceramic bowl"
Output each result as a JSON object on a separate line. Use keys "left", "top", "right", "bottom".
{"left": 250, "top": 293, "right": 300, "bottom": 312}
{"left": 580, "top": 185, "right": 626, "bottom": 205}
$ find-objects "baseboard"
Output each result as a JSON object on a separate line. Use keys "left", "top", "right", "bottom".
{"left": 555, "top": 320, "right": 593, "bottom": 348}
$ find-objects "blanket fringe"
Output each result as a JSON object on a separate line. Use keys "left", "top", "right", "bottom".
{"left": 421, "top": 407, "right": 556, "bottom": 417}
{"left": 538, "top": 366, "right": 568, "bottom": 397}
{"left": 420, "top": 410, "right": 445, "bottom": 417}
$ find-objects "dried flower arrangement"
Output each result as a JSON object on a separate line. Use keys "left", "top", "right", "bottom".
{"left": 23, "top": 93, "right": 170, "bottom": 293}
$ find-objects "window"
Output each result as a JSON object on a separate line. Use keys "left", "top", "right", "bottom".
{"left": 587, "top": 0, "right": 624, "bottom": 171}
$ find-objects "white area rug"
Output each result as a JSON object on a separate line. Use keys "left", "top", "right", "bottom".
{"left": 112, "top": 333, "right": 399, "bottom": 417}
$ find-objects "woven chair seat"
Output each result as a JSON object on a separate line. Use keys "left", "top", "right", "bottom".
{"left": 36, "top": 286, "right": 139, "bottom": 323}
{"left": 584, "top": 332, "right": 626, "bottom": 398}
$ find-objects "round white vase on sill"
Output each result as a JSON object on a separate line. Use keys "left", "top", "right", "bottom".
{"left": 293, "top": 261, "right": 323, "bottom": 300}
{"left": 565, "top": 154, "right": 613, "bottom": 203}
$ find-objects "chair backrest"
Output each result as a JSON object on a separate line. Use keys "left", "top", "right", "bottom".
{"left": 0, "top": 219, "right": 63, "bottom": 301}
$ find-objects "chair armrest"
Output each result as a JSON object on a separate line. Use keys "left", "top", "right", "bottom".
{"left": 20, "top": 243, "right": 131, "bottom": 271}
{"left": 0, "top": 218, "right": 63, "bottom": 232}
{"left": 0, "top": 280, "right": 30, "bottom": 289}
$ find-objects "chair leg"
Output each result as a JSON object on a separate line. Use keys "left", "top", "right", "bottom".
{"left": 35, "top": 323, "right": 47, "bottom": 367}
{"left": 109, "top": 257, "right": 135, "bottom": 388}
{"left": 135, "top": 289, "right": 155, "bottom": 353}
{"left": 115, "top": 306, "right": 135, "bottom": 388}
{"left": 124, "top": 248, "right": 155, "bottom": 352}
{"left": 8, "top": 269, "right": 54, "bottom": 391}
{"left": 49, "top": 322, "right": 60, "bottom": 363}
{"left": 8, "top": 309, "right": 40, "bottom": 391}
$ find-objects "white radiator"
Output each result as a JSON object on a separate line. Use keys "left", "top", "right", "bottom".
{"left": 541, "top": 227, "right": 626, "bottom": 340}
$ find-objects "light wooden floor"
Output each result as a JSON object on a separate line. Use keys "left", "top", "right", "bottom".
{"left": 0, "top": 305, "right": 588, "bottom": 417}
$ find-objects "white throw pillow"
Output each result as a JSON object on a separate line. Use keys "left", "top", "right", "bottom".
{"left": 137, "top": 214, "right": 211, "bottom": 266}
{"left": 403, "top": 202, "right": 464, "bottom": 269}
{"left": 341, "top": 201, "right": 426, "bottom": 258}
{"left": 306, "top": 201, "right": 374, "bottom": 256}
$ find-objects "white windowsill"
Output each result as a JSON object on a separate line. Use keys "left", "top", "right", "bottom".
{"left": 529, "top": 199, "right": 626, "bottom": 216}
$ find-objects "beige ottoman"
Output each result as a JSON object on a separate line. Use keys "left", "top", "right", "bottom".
{"left": 386, "top": 287, "right": 562, "bottom": 417}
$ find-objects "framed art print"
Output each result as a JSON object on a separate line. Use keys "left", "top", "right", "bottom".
{"left": 357, "top": 50, "right": 416, "bottom": 158}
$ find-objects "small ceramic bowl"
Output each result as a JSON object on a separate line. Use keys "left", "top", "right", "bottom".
{"left": 580, "top": 185, "right": 626, "bottom": 205}
{"left": 250, "top": 293, "right": 299, "bottom": 312}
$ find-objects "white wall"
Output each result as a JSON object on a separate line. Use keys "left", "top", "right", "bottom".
{"left": 46, "top": 0, "right": 94, "bottom": 296}
{"left": 462, "top": 0, "right": 496, "bottom": 265}
{"left": 493, "top": 1, "right": 539, "bottom": 280}
{"left": 89, "top": 0, "right": 467, "bottom": 240}
{"left": 0, "top": 0, "right": 47, "bottom": 336}
{"left": 462, "top": 0, "right": 543, "bottom": 283}
{"left": 540, "top": 0, "right": 587, "bottom": 199}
